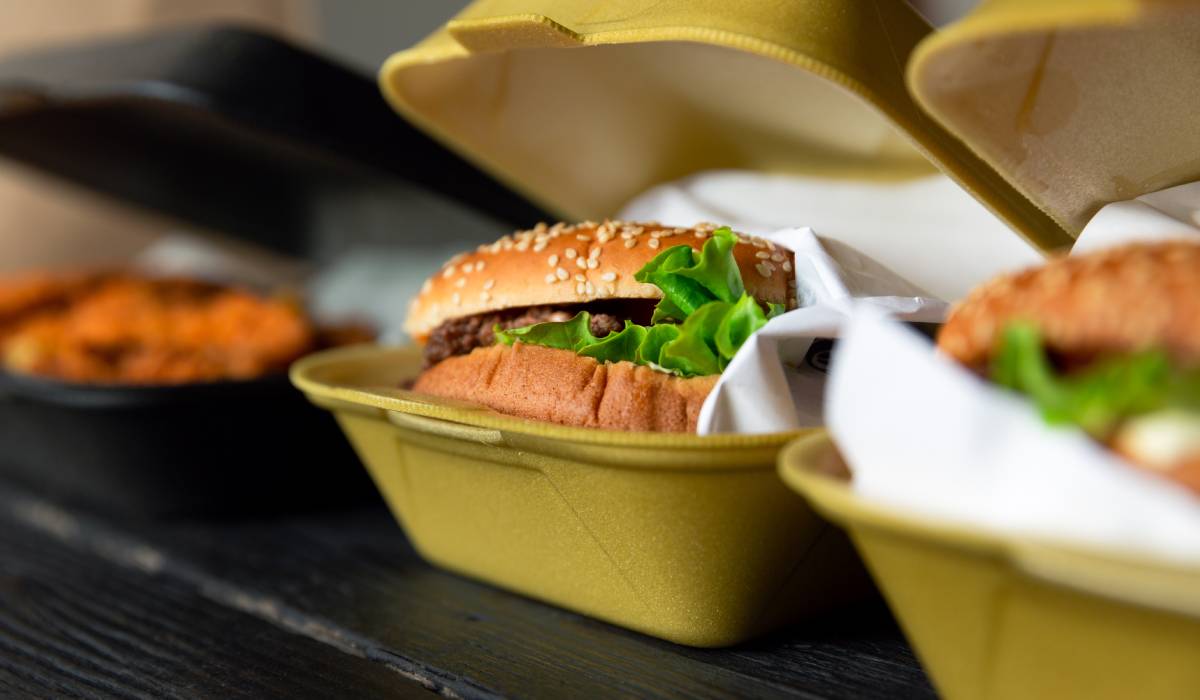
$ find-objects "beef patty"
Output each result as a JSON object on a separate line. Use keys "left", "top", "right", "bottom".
{"left": 422, "top": 300, "right": 656, "bottom": 367}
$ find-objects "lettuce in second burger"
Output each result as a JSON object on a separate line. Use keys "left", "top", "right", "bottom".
{"left": 494, "top": 227, "right": 784, "bottom": 377}
{"left": 992, "top": 321, "right": 1200, "bottom": 438}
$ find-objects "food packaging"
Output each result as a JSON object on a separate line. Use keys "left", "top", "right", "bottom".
{"left": 777, "top": 0, "right": 1200, "bottom": 693}
{"left": 291, "top": 345, "right": 869, "bottom": 647}
{"left": 779, "top": 432, "right": 1200, "bottom": 700}
{"left": 0, "top": 26, "right": 543, "bottom": 516}
{"left": 297, "top": 0, "right": 1200, "bottom": 647}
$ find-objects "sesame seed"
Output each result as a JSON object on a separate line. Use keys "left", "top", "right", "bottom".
{"left": 648, "top": 238, "right": 660, "bottom": 249}
{"left": 756, "top": 251, "right": 771, "bottom": 259}
{"left": 452, "top": 292, "right": 462, "bottom": 305}
{"left": 605, "top": 284, "right": 617, "bottom": 295}
{"left": 480, "top": 291, "right": 491, "bottom": 302}
{"left": 771, "top": 253, "right": 784, "bottom": 263}
{"left": 621, "top": 232, "right": 636, "bottom": 240}
{"left": 545, "top": 273, "right": 556, "bottom": 284}
{"left": 755, "top": 263, "right": 771, "bottom": 278}
{"left": 534, "top": 222, "right": 548, "bottom": 233}
{"left": 548, "top": 254, "right": 559, "bottom": 266}
{"left": 533, "top": 241, "right": 548, "bottom": 252}
{"left": 575, "top": 282, "right": 585, "bottom": 295}
{"left": 651, "top": 231, "right": 666, "bottom": 238}
{"left": 574, "top": 274, "right": 586, "bottom": 282}
{"left": 752, "top": 240, "right": 766, "bottom": 249}
{"left": 575, "top": 257, "right": 587, "bottom": 269}
{"left": 624, "top": 239, "right": 636, "bottom": 249}
{"left": 477, "top": 260, "right": 487, "bottom": 270}
{"left": 589, "top": 247, "right": 601, "bottom": 259}
{"left": 462, "top": 262, "right": 474, "bottom": 274}
{"left": 442, "top": 267, "right": 455, "bottom": 279}
{"left": 576, "top": 234, "right": 591, "bottom": 241}
{"left": 483, "top": 279, "right": 495, "bottom": 290}
{"left": 586, "top": 259, "right": 598, "bottom": 269}
{"left": 601, "top": 271, "right": 617, "bottom": 282}
{"left": 555, "top": 267, "right": 571, "bottom": 281}
{"left": 694, "top": 231, "right": 708, "bottom": 238}
{"left": 766, "top": 241, "right": 777, "bottom": 251}
{"left": 782, "top": 261, "right": 792, "bottom": 272}
{"left": 765, "top": 262, "right": 777, "bottom": 272}
{"left": 420, "top": 279, "right": 432, "bottom": 295}
{"left": 585, "top": 281, "right": 595, "bottom": 295}
{"left": 455, "top": 278, "right": 466, "bottom": 288}
{"left": 515, "top": 240, "right": 529, "bottom": 251}
{"left": 564, "top": 248, "right": 577, "bottom": 259}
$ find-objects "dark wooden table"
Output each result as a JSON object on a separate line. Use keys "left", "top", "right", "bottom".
{"left": 0, "top": 483, "right": 936, "bottom": 699}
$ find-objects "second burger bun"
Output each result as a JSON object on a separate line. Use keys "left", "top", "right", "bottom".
{"left": 413, "top": 343, "right": 718, "bottom": 432}
{"left": 938, "top": 241, "right": 1200, "bottom": 370}
{"left": 405, "top": 221, "right": 796, "bottom": 340}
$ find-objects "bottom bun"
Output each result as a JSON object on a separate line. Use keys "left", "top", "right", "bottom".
{"left": 413, "top": 343, "right": 718, "bottom": 432}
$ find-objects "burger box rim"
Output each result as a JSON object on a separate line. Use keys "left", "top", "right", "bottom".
{"left": 291, "top": 343, "right": 805, "bottom": 456}
{"left": 779, "top": 431, "right": 1200, "bottom": 617}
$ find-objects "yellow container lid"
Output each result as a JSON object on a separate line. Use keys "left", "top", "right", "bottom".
{"left": 379, "top": 0, "right": 1069, "bottom": 254}
{"left": 381, "top": 0, "right": 1200, "bottom": 256}
{"left": 908, "top": 0, "right": 1200, "bottom": 240}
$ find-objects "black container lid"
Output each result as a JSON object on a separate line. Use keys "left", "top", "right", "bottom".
{"left": 0, "top": 24, "right": 549, "bottom": 256}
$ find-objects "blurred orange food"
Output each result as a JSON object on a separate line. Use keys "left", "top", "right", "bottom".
{"left": 0, "top": 271, "right": 371, "bottom": 384}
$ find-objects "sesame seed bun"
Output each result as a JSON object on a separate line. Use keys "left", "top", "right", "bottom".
{"left": 938, "top": 241, "right": 1200, "bottom": 370}
{"left": 413, "top": 343, "right": 718, "bottom": 432}
{"left": 405, "top": 221, "right": 797, "bottom": 341}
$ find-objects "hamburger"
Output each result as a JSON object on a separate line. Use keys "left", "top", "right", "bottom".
{"left": 406, "top": 221, "right": 797, "bottom": 432}
{"left": 937, "top": 241, "right": 1200, "bottom": 492}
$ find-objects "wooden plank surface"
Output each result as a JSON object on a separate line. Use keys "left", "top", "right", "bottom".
{"left": 0, "top": 485, "right": 935, "bottom": 699}
{"left": 0, "top": 496, "right": 427, "bottom": 699}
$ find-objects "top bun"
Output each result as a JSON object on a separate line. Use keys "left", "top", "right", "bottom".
{"left": 405, "top": 221, "right": 797, "bottom": 340}
{"left": 938, "top": 240, "right": 1200, "bottom": 370}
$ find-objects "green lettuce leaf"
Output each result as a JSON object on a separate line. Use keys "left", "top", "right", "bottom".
{"left": 658, "top": 301, "right": 731, "bottom": 376}
{"left": 635, "top": 226, "right": 744, "bottom": 322}
{"left": 494, "top": 226, "right": 786, "bottom": 377}
{"left": 715, "top": 293, "right": 770, "bottom": 359}
{"left": 991, "top": 322, "right": 1199, "bottom": 436}
{"left": 495, "top": 311, "right": 597, "bottom": 351}
{"left": 579, "top": 322, "right": 648, "bottom": 364}
{"left": 637, "top": 323, "right": 681, "bottom": 366}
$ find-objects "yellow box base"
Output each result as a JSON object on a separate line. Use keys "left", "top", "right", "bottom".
{"left": 780, "top": 432, "right": 1200, "bottom": 699}
{"left": 293, "top": 345, "right": 868, "bottom": 647}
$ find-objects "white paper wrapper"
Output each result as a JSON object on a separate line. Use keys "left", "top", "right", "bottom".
{"left": 1075, "top": 180, "right": 1200, "bottom": 252}
{"left": 619, "top": 170, "right": 1041, "bottom": 303}
{"left": 826, "top": 183, "right": 1200, "bottom": 563}
{"left": 695, "top": 227, "right": 946, "bottom": 434}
